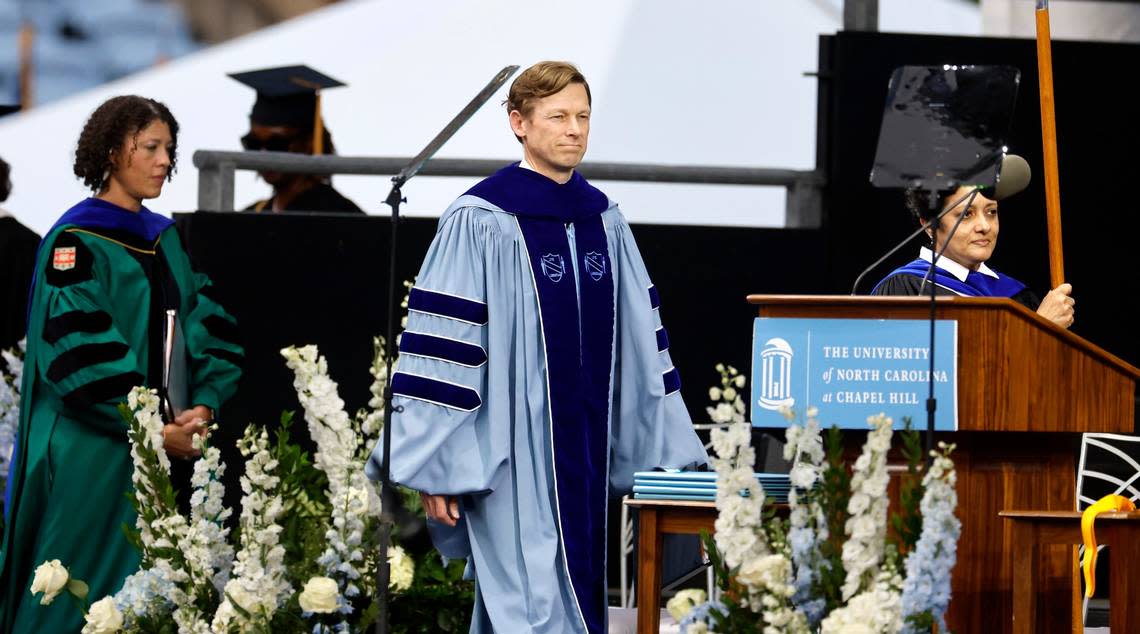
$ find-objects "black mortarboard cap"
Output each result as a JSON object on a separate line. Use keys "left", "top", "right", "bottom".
{"left": 0, "top": 105, "right": 21, "bottom": 117}
{"left": 228, "top": 65, "right": 345, "bottom": 153}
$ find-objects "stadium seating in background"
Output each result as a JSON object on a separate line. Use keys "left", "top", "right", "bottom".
{"left": 0, "top": 0, "right": 198, "bottom": 106}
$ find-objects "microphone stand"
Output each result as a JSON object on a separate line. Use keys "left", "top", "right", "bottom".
{"left": 917, "top": 188, "right": 978, "bottom": 461}
{"left": 373, "top": 64, "right": 519, "bottom": 634}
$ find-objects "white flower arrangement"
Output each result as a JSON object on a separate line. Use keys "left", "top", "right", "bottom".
{"left": 696, "top": 370, "right": 962, "bottom": 634}
{"left": 211, "top": 426, "right": 291, "bottom": 632}
{"left": 282, "top": 345, "right": 375, "bottom": 616}
{"left": 1, "top": 339, "right": 27, "bottom": 501}
{"left": 120, "top": 387, "right": 227, "bottom": 632}
{"left": 36, "top": 335, "right": 432, "bottom": 633}
{"left": 783, "top": 407, "right": 829, "bottom": 627}
{"left": 899, "top": 442, "right": 960, "bottom": 633}
{"left": 706, "top": 364, "right": 747, "bottom": 425}
{"left": 60, "top": 337, "right": 403, "bottom": 629}
{"left": 840, "top": 413, "right": 893, "bottom": 602}
{"left": 707, "top": 401, "right": 808, "bottom": 632}
{"left": 711, "top": 421, "right": 767, "bottom": 572}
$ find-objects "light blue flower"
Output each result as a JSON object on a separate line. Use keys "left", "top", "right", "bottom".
{"left": 899, "top": 451, "right": 960, "bottom": 633}
{"left": 678, "top": 599, "right": 727, "bottom": 630}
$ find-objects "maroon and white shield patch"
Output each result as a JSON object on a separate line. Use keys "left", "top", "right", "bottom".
{"left": 53, "top": 246, "right": 77, "bottom": 271}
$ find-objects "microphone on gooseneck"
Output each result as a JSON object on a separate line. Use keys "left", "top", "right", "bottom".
{"left": 993, "top": 154, "right": 1031, "bottom": 202}
{"left": 849, "top": 154, "right": 1032, "bottom": 295}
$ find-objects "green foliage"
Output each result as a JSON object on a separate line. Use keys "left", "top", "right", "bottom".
{"left": 761, "top": 505, "right": 791, "bottom": 555}
{"left": 129, "top": 614, "right": 178, "bottom": 634}
{"left": 906, "top": 609, "right": 938, "bottom": 633}
{"left": 400, "top": 486, "right": 423, "bottom": 515}
{"left": 389, "top": 553, "right": 474, "bottom": 633}
{"left": 270, "top": 411, "right": 333, "bottom": 588}
{"left": 889, "top": 417, "right": 926, "bottom": 556}
{"left": 815, "top": 425, "right": 851, "bottom": 613}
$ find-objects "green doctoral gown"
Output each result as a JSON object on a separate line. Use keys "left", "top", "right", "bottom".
{"left": 0, "top": 198, "right": 243, "bottom": 633}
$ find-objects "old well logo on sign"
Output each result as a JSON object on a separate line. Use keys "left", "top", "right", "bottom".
{"left": 750, "top": 318, "right": 958, "bottom": 430}
{"left": 757, "top": 337, "right": 795, "bottom": 411}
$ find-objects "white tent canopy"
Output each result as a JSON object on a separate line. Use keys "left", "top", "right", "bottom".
{"left": 0, "top": 0, "right": 982, "bottom": 235}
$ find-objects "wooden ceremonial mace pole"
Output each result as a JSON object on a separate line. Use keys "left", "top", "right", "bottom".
{"left": 1035, "top": 0, "right": 1066, "bottom": 287}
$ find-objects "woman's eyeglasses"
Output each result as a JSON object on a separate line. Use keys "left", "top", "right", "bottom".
{"left": 240, "top": 133, "right": 296, "bottom": 152}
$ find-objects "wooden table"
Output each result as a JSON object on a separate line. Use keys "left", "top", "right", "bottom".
{"left": 1000, "top": 510, "right": 1140, "bottom": 633}
{"left": 625, "top": 498, "right": 718, "bottom": 634}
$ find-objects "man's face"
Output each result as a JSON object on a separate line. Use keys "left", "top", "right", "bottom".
{"left": 510, "top": 83, "right": 590, "bottom": 182}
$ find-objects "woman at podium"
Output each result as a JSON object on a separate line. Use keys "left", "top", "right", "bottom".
{"left": 871, "top": 164, "right": 1076, "bottom": 330}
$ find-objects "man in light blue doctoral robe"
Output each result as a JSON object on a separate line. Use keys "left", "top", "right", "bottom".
{"left": 367, "top": 61, "right": 707, "bottom": 633}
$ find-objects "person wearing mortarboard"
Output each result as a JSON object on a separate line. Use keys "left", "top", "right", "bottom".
{"left": 230, "top": 65, "right": 363, "bottom": 214}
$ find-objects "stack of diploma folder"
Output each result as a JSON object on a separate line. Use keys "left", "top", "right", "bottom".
{"left": 632, "top": 471, "right": 792, "bottom": 503}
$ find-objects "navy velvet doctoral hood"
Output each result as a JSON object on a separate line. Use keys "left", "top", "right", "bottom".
{"left": 465, "top": 163, "right": 609, "bottom": 221}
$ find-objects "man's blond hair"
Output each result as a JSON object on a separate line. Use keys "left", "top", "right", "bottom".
{"left": 506, "top": 62, "right": 591, "bottom": 142}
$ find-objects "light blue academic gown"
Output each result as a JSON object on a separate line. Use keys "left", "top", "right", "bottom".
{"left": 368, "top": 164, "right": 707, "bottom": 633}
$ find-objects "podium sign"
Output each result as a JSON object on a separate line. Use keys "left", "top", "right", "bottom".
{"left": 749, "top": 318, "right": 958, "bottom": 430}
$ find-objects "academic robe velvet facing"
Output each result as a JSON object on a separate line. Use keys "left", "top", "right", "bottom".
{"left": 0, "top": 198, "right": 244, "bottom": 634}
{"left": 871, "top": 247, "right": 1041, "bottom": 311}
{"left": 368, "top": 165, "right": 708, "bottom": 634}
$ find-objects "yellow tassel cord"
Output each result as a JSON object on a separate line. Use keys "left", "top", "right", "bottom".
{"left": 1081, "top": 494, "right": 1136, "bottom": 597}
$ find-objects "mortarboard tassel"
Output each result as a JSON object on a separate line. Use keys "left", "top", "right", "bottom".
{"left": 312, "top": 90, "right": 323, "bottom": 155}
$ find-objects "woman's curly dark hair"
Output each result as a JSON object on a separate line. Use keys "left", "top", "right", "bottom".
{"left": 73, "top": 95, "right": 179, "bottom": 193}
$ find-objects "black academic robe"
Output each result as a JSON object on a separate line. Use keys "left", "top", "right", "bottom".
{"left": 0, "top": 216, "right": 40, "bottom": 351}
{"left": 244, "top": 181, "right": 363, "bottom": 213}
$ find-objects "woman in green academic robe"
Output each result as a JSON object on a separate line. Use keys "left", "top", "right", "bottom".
{"left": 0, "top": 95, "right": 244, "bottom": 633}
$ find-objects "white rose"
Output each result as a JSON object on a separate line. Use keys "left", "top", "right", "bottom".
{"left": 687, "top": 622, "right": 709, "bottom": 634}
{"left": 82, "top": 596, "right": 123, "bottom": 634}
{"left": 387, "top": 545, "right": 416, "bottom": 592}
{"left": 734, "top": 374, "right": 746, "bottom": 388}
{"left": 708, "top": 387, "right": 722, "bottom": 401}
{"left": 665, "top": 588, "right": 706, "bottom": 623}
{"left": 30, "top": 560, "right": 69, "bottom": 605}
{"left": 298, "top": 576, "right": 340, "bottom": 613}
{"left": 737, "top": 554, "right": 789, "bottom": 589}
{"left": 722, "top": 387, "right": 737, "bottom": 401}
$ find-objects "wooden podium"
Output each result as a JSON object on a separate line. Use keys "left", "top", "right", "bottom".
{"left": 747, "top": 295, "right": 1139, "bottom": 633}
